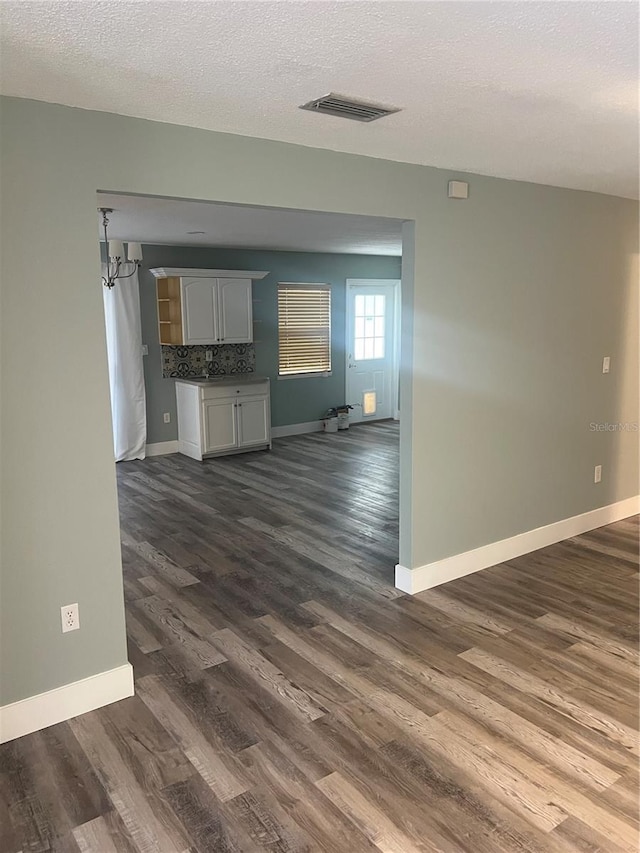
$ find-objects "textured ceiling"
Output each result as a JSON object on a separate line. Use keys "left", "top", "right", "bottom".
{"left": 97, "top": 193, "right": 404, "bottom": 256}
{"left": 2, "top": 1, "right": 638, "bottom": 198}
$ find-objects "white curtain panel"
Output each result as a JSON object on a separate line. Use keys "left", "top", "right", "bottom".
{"left": 102, "top": 266, "right": 147, "bottom": 461}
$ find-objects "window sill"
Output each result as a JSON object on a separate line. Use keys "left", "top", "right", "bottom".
{"left": 277, "top": 372, "right": 332, "bottom": 381}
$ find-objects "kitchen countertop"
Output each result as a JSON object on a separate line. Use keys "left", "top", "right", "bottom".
{"left": 175, "top": 375, "right": 269, "bottom": 387}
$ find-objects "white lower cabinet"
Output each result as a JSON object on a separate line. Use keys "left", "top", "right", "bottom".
{"left": 176, "top": 378, "right": 271, "bottom": 461}
{"left": 202, "top": 399, "right": 238, "bottom": 454}
{"left": 237, "top": 396, "right": 270, "bottom": 447}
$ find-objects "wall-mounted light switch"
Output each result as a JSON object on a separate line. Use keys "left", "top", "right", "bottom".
{"left": 142, "top": 344, "right": 149, "bottom": 356}
{"left": 594, "top": 465, "right": 602, "bottom": 484}
{"left": 163, "top": 412, "right": 171, "bottom": 424}
{"left": 602, "top": 356, "right": 610, "bottom": 374}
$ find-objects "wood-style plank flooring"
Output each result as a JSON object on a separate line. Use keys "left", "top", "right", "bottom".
{"left": 1, "top": 421, "right": 638, "bottom": 852}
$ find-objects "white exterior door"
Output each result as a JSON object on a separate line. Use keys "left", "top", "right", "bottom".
{"left": 202, "top": 399, "right": 237, "bottom": 453}
{"left": 182, "top": 278, "right": 218, "bottom": 344}
{"left": 237, "top": 396, "right": 269, "bottom": 447}
{"left": 218, "top": 278, "right": 253, "bottom": 343}
{"left": 346, "top": 280, "right": 399, "bottom": 424}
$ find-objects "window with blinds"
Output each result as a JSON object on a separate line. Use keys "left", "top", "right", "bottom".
{"left": 277, "top": 284, "right": 332, "bottom": 377}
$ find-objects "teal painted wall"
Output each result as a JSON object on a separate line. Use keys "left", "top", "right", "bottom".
{"left": 138, "top": 245, "right": 401, "bottom": 442}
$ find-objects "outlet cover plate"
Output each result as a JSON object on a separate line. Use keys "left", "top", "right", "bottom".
{"left": 61, "top": 603, "right": 80, "bottom": 633}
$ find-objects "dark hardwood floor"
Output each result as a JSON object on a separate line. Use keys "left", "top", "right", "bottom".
{"left": 1, "top": 421, "right": 638, "bottom": 852}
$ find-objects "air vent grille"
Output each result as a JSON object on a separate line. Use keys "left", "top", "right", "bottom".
{"left": 299, "top": 93, "right": 400, "bottom": 122}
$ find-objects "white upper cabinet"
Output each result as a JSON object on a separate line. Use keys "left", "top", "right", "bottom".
{"left": 182, "top": 278, "right": 218, "bottom": 345}
{"left": 151, "top": 268, "right": 268, "bottom": 347}
{"left": 217, "top": 278, "right": 252, "bottom": 343}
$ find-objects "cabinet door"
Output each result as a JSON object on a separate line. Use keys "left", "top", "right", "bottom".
{"left": 237, "top": 396, "right": 269, "bottom": 447}
{"left": 217, "top": 278, "right": 253, "bottom": 343}
{"left": 202, "top": 399, "right": 237, "bottom": 453}
{"left": 182, "top": 278, "right": 218, "bottom": 344}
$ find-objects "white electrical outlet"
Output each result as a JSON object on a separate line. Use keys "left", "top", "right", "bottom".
{"left": 205, "top": 349, "right": 213, "bottom": 361}
{"left": 163, "top": 412, "right": 171, "bottom": 423}
{"left": 61, "top": 603, "right": 80, "bottom": 633}
{"left": 594, "top": 464, "right": 602, "bottom": 484}
{"left": 142, "top": 344, "right": 149, "bottom": 356}
{"left": 602, "top": 356, "right": 610, "bottom": 374}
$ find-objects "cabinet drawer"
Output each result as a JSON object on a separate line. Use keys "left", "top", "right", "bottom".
{"left": 200, "top": 382, "right": 268, "bottom": 400}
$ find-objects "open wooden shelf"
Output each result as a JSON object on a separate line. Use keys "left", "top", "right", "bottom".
{"left": 156, "top": 277, "right": 183, "bottom": 345}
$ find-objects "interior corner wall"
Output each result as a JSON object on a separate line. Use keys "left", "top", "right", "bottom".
{"left": 136, "top": 245, "right": 402, "bottom": 443}
{"left": 1, "top": 96, "right": 638, "bottom": 709}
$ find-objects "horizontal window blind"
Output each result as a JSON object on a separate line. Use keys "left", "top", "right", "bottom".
{"left": 278, "top": 284, "right": 331, "bottom": 376}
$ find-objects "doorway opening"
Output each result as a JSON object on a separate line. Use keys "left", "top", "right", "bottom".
{"left": 346, "top": 279, "right": 401, "bottom": 424}
{"left": 97, "top": 191, "right": 409, "bottom": 596}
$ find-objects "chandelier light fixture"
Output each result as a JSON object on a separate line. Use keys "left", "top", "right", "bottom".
{"left": 99, "top": 207, "right": 143, "bottom": 289}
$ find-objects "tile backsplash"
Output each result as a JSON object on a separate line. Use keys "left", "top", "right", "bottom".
{"left": 161, "top": 344, "right": 256, "bottom": 379}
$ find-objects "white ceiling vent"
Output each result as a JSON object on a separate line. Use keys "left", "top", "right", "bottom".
{"left": 299, "top": 93, "right": 400, "bottom": 123}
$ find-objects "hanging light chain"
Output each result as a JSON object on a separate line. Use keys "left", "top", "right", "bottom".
{"left": 99, "top": 207, "right": 140, "bottom": 289}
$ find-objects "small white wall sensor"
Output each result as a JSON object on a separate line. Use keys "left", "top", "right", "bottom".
{"left": 448, "top": 181, "right": 469, "bottom": 199}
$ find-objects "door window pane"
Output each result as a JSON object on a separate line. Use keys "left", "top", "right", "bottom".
{"left": 353, "top": 292, "right": 385, "bottom": 361}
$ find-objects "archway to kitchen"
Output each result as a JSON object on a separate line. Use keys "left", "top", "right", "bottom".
{"left": 99, "top": 192, "right": 410, "bottom": 649}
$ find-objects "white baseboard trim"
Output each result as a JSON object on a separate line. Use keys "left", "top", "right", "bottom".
{"left": 271, "top": 420, "right": 324, "bottom": 439}
{"left": 395, "top": 495, "right": 640, "bottom": 595}
{"left": 0, "top": 663, "right": 134, "bottom": 744}
{"left": 146, "top": 440, "right": 179, "bottom": 457}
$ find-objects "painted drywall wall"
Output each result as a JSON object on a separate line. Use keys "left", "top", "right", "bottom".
{"left": 136, "top": 245, "right": 401, "bottom": 443}
{"left": 1, "top": 96, "right": 637, "bottom": 707}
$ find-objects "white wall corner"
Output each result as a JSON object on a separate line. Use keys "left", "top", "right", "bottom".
{"left": 145, "top": 440, "right": 179, "bottom": 457}
{"left": 0, "top": 663, "right": 134, "bottom": 744}
{"left": 394, "top": 563, "right": 415, "bottom": 594}
{"left": 395, "top": 496, "right": 640, "bottom": 596}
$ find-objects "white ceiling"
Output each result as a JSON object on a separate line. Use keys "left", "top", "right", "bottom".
{"left": 97, "top": 193, "right": 404, "bottom": 255}
{"left": 2, "top": 2, "right": 638, "bottom": 199}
